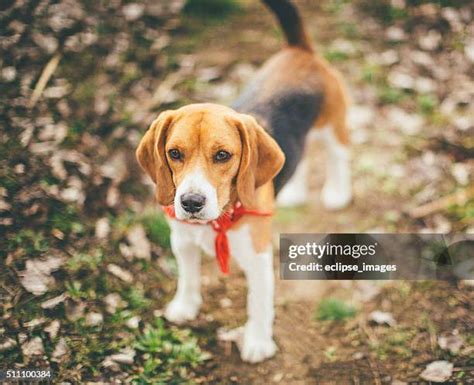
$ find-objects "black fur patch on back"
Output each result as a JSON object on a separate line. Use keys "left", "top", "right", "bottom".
{"left": 232, "top": 90, "right": 323, "bottom": 193}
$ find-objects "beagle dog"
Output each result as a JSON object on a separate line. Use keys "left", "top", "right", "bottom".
{"left": 136, "top": 0, "right": 351, "bottom": 363}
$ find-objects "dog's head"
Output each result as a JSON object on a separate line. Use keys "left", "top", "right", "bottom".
{"left": 136, "top": 103, "right": 285, "bottom": 222}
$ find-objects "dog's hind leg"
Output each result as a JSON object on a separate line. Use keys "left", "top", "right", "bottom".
{"left": 276, "top": 156, "right": 309, "bottom": 207}
{"left": 320, "top": 121, "right": 352, "bottom": 210}
{"left": 164, "top": 221, "right": 202, "bottom": 324}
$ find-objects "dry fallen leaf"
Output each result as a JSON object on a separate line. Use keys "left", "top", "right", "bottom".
{"left": 60, "top": 176, "right": 86, "bottom": 205}
{"left": 420, "top": 361, "right": 453, "bottom": 382}
{"left": 348, "top": 105, "right": 375, "bottom": 131}
{"left": 418, "top": 30, "right": 442, "bottom": 51}
{"left": 41, "top": 293, "right": 67, "bottom": 309}
{"left": 388, "top": 71, "right": 414, "bottom": 89}
{"left": 451, "top": 163, "right": 469, "bottom": 186}
{"left": 95, "top": 217, "right": 110, "bottom": 239}
{"left": 21, "top": 337, "right": 45, "bottom": 357}
{"left": 100, "top": 151, "right": 128, "bottom": 184}
{"left": 24, "top": 317, "right": 47, "bottom": 329}
{"left": 51, "top": 337, "right": 69, "bottom": 362}
{"left": 126, "top": 224, "right": 151, "bottom": 260}
{"left": 438, "top": 335, "right": 463, "bottom": 354}
{"left": 18, "top": 256, "right": 64, "bottom": 296}
{"left": 465, "top": 39, "right": 474, "bottom": 63}
{"left": 386, "top": 107, "right": 425, "bottom": 135}
{"left": 85, "top": 312, "right": 104, "bottom": 326}
{"left": 122, "top": 3, "right": 144, "bottom": 21}
{"left": 107, "top": 264, "right": 133, "bottom": 283}
{"left": 385, "top": 26, "right": 406, "bottom": 41}
{"left": 65, "top": 300, "right": 86, "bottom": 321}
{"left": 101, "top": 357, "right": 120, "bottom": 371}
{"left": 0, "top": 196, "right": 11, "bottom": 211}
{"left": 103, "top": 293, "right": 127, "bottom": 314}
{"left": 100, "top": 357, "right": 120, "bottom": 372}
{"left": 106, "top": 185, "right": 120, "bottom": 207}
{"left": 109, "top": 348, "right": 136, "bottom": 364}
{"left": 101, "top": 348, "right": 135, "bottom": 371}
{"left": 18, "top": 333, "right": 27, "bottom": 344}
{"left": 125, "top": 316, "right": 140, "bottom": 329}
{"left": 50, "top": 150, "right": 91, "bottom": 180}
{"left": 0, "top": 338, "right": 17, "bottom": 352}
{"left": 44, "top": 320, "right": 61, "bottom": 339}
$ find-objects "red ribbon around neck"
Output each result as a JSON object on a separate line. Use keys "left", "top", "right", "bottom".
{"left": 162, "top": 201, "right": 272, "bottom": 274}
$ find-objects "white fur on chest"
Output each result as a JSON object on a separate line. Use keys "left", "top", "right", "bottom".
{"left": 168, "top": 218, "right": 253, "bottom": 260}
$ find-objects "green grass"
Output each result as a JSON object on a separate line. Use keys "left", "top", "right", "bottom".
{"left": 338, "top": 22, "right": 360, "bottom": 38}
{"left": 325, "top": 0, "right": 350, "bottom": 15}
{"left": 361, "top": 63, "right": 383, "bottom": 84}
{"left": 275, "top": 207, "right": 307, "bottom": 224}
{"left": 316, "top": 298, "right": 356, "bottom": 321}
{"left": 377, "top": 85, "right": 408, "bottom": 104}
{"left": 65, "top": 280, "right": 88, "bottom": 300}
{"left": 124, "top": 286, "right": 152, "bottom": 310}
{"left": 67, "top": 251, "right": 104, "bottom": 272}
{"left": 183, "top": 0, "right": 240, "bottom": 19}
{"left": 7, "top": 229, "right": 49, "bottom": 258}
{"left": 375, "top": 328, "right": 415, "bottom": 359}
{"left": 417, "top": 93, "right": 438, "bottom": 115}
{"left": 141, "top": 213, "right": 171, "bottom": 249}
{"left": 356, "top": 0, "right": 408, "bottom": 24}
{"left": 324, "top": 49, "right": 350, "bottom": 63}
{"left": 447, "top": 198, "right": 474, "bottom": 229}
{"left": 132, "top": 318, "right": 209, "bottom": 384}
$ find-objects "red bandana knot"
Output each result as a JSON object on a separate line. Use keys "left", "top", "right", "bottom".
{"left": 162, "top": 201, "right": 272, "bottom": 274}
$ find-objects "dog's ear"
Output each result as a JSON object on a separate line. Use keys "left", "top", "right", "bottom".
{"left": 231, "top": 113, "right": 285, "bottom": 208}
{"left": 136, "top": 110, "right": 176, "bottom": 205}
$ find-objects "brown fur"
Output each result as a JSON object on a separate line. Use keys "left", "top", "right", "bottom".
{"left": 229, "top": 113, "right": 285, "bottom": 209}
{"left": 245, "top": 47, "right": 350, "bottom": 146}
{"left": 137, "top": 51, "right": 350, "bottom": 253}
{"left": 136, "top": 104, "right": 285, "bottom": 229}
{"left": 137, "top": 1, "right": 350, "bottom": 254}
{"left": 261, "top": 0, "right": 350, "bottom": 145}
{"left": 136, "top": 111, "right": 176, "bottom": 205}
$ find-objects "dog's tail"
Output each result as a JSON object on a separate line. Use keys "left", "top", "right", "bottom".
{"left": 261, "top": 0, "right": 313, "bottom": 52}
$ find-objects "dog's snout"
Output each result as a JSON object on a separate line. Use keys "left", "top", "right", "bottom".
{"left": 180, "top": 193, "right": 206, "bottom": 214}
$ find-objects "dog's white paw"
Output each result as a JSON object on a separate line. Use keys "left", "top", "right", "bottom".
{"left": 321, "top": 183, "right": 352, "bottom": 210}
{"left": 164, "top": 296, "right": 201, "bottom": 324}
{"left": 277, "top": 184, "right": 308, "bottom": 207}
{"left": 240, "top": 327, "right": 277, "bottom": 363}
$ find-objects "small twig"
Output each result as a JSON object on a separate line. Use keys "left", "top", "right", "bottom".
{"left": 358, "top": 320, "right": 378, "bottom": 348}
{"left": 424, "top": 317, "right": 438, "bottom": 353}
{"left": 29, "top": 52, "right": 61, "bottom": 108}
{"left": 409, "top": 186, "right": 474, "bottom": 219}
{"left": 148, "top": 71, "right": 183, "bottom": 108}
{"left": 357, "top": 321, "right": 383, "bottom": 385}
{"left": 367, "top": 357, "right": 382, "bottom": 385}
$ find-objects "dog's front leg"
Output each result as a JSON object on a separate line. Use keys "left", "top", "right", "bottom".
{"left": 234, "top": 244, "right": 277, "bottom": 363}
{"left": 164, "top": 223, "right": 202, "bottom": 324}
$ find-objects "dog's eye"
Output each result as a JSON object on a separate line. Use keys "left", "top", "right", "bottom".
{"left": 168, "top": 149, "right": 182, "bottom": 161}
{"left": 214, "top": 150, "right": 231, "bottom": 163}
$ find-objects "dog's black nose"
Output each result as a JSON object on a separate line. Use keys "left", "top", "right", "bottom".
{"left": 181, "top": 193, "right": 206, "bottom": 214}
